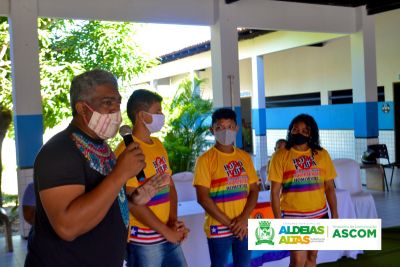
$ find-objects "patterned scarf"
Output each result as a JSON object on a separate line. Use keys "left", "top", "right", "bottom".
{"left": 71, "top": 132, "right": 129, "bottom": 228}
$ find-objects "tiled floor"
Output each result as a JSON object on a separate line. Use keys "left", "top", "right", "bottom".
{"left": 369, "top": 167, "right": 400, "bottom": 228}
{"left": 0, "top": 236, "right": 27, "bottom": 267}
{"left": 1, "top": 168, "right": 400, "bottom": 266}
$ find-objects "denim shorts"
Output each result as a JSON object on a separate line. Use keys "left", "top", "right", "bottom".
{"left": 207, "top": 236, "right": 251, "bottom": 267}
{"left": 126, "top": 241, "right": 187, "bottom": 267}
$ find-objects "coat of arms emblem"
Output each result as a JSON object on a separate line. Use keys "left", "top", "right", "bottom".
{"left": 255, "top": 220, "right": 275, "bottom": 245}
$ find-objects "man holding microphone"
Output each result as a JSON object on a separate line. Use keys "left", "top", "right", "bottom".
{"left": 25, "top": 70, "right": 167, "bottom": 267}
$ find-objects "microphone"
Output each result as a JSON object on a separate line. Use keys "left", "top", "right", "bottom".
{"left": 119, "top": 125, "right": 146, "bottom": 182}
{"left": 119, "top": 125, "right": 134, "bottom": 146}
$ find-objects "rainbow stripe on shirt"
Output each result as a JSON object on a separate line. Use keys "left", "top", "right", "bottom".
{"left": 209, "top": 176, "right": 249, "bottom": 203}
{"left": 145, "top": 185, "right": 170, "bottom": 207}
{"left": 282, "top": 168, "right": 324, "bottom": 193}
{"left": 280, "top": 154, "right": 328, "bottom": 218}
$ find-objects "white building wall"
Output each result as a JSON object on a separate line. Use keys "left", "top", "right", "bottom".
{"left": 143, "top": 9, "right": 400, "bottom": 103}
{"left": 262, "top": 37, "right": 352, "bottom": 103}
{"left": 376, "top": 9, "right": 400, "bottom": 101}
{"left": 134, "top": 9, "right": 400, "bottom": 165}
{"left": 257, "top": 9, "right": 400, "bottom": 101}
{"left": 198, "top": 68, "right": 213, "bottom": 100}
{"left": 239, "top": 58, "right": 252, "bottom": 95}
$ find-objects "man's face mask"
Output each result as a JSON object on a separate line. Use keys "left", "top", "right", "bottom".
{"left": 214, "top": 129, "right": 237, "bottom": 146}
{"left": 144, "top": 112, "right": 165, "bottom": 133}
{"left": 85, "top": 104, "right": 122, "bottom": 140}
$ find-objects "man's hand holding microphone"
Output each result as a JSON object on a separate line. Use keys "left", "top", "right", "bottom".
{"left": 116, "top": 125, "right": 169, "bottom": 205}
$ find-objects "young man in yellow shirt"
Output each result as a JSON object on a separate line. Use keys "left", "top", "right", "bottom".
{"left": 193, "top": 108, "right": 259, "bottom": 267}
{"left": 115, "top": 89, "right": 188, "bottom": 267}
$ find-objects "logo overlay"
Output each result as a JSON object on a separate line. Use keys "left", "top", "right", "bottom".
{"left": 255, "top": 221, "right": 275, "bottom": 245}
{"left": 249, "top": 219, "right": 381, "bottom": 250}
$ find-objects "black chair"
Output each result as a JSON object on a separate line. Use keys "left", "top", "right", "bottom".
{"left": 367, "top": 144, "right": 395, "bottom": 189}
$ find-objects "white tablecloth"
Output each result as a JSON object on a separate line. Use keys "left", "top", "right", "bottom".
{"left": 178, "top": 201, "right": 211, "bottom": 267}
{"left": 332, "top": 188, "right": 357, "bottom": 218}
{"left": 178, "top": 190, "right": 362, "bottom": 267}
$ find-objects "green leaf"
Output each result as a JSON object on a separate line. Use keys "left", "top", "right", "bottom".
{"left": 163, "top": 76, "right": 212, "bottom": 173}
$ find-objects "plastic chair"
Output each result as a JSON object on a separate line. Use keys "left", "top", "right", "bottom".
{"left": 333, "top": 158, "right": 363, "bottom": 193}
{"left": 367, "top": 144, "right": 395, "bottom": 187}
{"left": 171, "top": 172, "right": 196, "bottom": 201}
{"left": 333, "top": 158, "right": 378, "bottom": 219}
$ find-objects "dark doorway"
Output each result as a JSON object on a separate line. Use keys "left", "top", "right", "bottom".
{"left": 240, "top": 97, "right": 253, "bottom": 153}
{"left": 394, "top": 82, "right": 400, "bottom": 162}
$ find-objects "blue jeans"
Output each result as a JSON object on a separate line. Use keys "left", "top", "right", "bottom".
{"left": 207, "top": 236, "right": 251, "bottom": 267}
{"left": 126, "top": 241, "right": 187, "bottom": 267}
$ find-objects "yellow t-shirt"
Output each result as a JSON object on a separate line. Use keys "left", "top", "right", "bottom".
{"left": 114, "top": 136, "right": 172, "bottom": 245}
{"left": 268, "top": 147, "right": 336, "bottom": 218}
{"left": 193, "top": 146, "right": 258, "bottom": 238}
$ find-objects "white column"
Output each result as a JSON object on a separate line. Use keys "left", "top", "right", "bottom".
{"left": 9, "top": 0, "right": 42, "bottom": 237}
{"left": 210, "top": 18, "right": 239, "bottom": 108}
{"left": 251, "top": 55, "right": 267, "bottom": 171}
{"left": 351, "top": 6, "right": 379, "bottom": 162}
{"left": 211, "top": 0, "right": 242, "bottom": 147}
{"left": 351, "top": 7, "right": 380, "bottom": 189}
{"left": 351, "top": 7, "right": 378, "bottom": 104}
{"left": 9, "top": 0, "right": 42, "bottom": 117}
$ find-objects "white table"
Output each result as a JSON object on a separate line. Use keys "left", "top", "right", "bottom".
{"left": 178, "top": 190, "right": 362, "bottom": 267}
{"left": 178, "top": 201, "right": 211, "bottom": 267}
{"left": 331, "top": 188, "right": 357, "bottom": 219}
{"left": 326, "top": 189, "right": 362, "bottom": 260}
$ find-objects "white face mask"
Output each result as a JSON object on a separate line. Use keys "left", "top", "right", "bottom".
{"left": 214, "top": 129, "right": 237, "bottom": 146}
{"left": 144, "top": 112, "right": 165, "bottom": 133}
{"left": 86, "top": 106, "right": 122, "bottom": 140}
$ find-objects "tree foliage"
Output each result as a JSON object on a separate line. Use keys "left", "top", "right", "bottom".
{"left": 163, "top": 77, "right": 213, "bottom": 173}
{"left": 51, "top": 20, "right": 157, "bottom": 83}
{"left": 0, "top": 17, "right": 158, "bottom": 205}
{"left": 0, "top": 17, "right": 12, "bottom": 110}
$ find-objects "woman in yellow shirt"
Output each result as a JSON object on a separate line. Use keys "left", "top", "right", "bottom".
{"left": 268, "top": 114, "right": 338, "bottom": 267}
